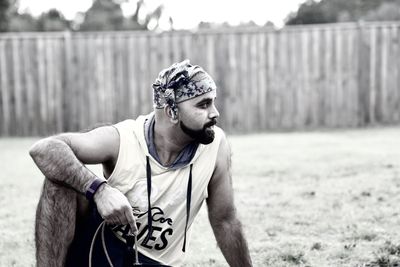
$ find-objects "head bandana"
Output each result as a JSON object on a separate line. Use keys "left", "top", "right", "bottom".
{"left": 152, "top": 60, "right": 217, "bottom": 118}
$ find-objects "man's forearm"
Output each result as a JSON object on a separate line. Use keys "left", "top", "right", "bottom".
{"left": 29, "top": 137, "right": 97, "bottom": 194}
{"left": 213, "top": 218, "right": 252, "bottom": 267}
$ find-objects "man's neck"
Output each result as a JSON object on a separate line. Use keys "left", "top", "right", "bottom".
{"left": 153, "top": 120, "right": 192, "bottom": 166}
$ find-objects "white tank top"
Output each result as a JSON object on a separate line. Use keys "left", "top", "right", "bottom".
{"left": 107, "top": 113, "right": 223, "bottom": 266}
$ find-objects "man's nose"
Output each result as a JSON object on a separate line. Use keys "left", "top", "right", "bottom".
{"left": 209, "top": 105, "right": 220, "bottom": 119}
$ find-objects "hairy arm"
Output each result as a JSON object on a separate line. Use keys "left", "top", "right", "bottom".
{"left": 30, "top": 126, "right": 138, "bottom": 231}
{"left": 29, "top": 126, "right": 118, "bottom": 193}
{"left": 206, "top": 134, "right": 253, "bottom": 267}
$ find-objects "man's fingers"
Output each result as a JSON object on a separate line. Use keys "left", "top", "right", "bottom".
{"left": 104, "top": 218, "right": 116, "bottom": 225}
{"left": 125, "top": 209, "right": 138, "bottom": 235}
{"left": 103, "top": 212, "right": 120, "bottom": 225}
{"left": 116, "top": 209, "right": 127, "bottom": 225}
{"left": 96, "top": 190, "right": 136, "bottom": 230}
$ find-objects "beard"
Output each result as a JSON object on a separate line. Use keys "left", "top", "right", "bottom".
{"left": 180, "top": 118, "right": 217, "bottom": 145}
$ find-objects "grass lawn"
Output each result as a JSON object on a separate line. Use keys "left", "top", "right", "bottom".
{"left": 1, "top": 126, "right": 400, "bottom": 266}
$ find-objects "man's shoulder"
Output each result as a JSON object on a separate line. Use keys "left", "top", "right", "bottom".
{"left": 214, "top": 126, "right": 228, "bottom": 147}
{"left": 114, "top": 113, "right": 153, "bottom": 129}
{"left": 212, "top": 127, "right": 230, "bottom": 164}
{"left": 197, "top": 126, "right": 227, "bottom": 160}
{"left": 113, "top": 119, "right": 136, "bottom": 128}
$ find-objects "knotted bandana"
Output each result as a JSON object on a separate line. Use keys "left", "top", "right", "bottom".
{"left": 152, "top": 60, "right": 217, "bottom": 118}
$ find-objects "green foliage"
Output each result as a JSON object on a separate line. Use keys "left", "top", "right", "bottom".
{"left": 79, "top": 0, "right": 165, "bottom": 31}
{"left": 125, "top": 0, "right": 165, "bottom": 31}
{"left": 8, "top": 12, "right": 37, "bottom": 32}
{"left": 0, "top": 0, "right": 11, "bottom": 31}
{"left": 2, "top": 0, "right": 165, "bottom": 32}
{"left": 363, "top": 2, "right": 400, "bottom": 21}
{"left": 37, "top": 9, "right": 70, "bottom": 31}
{"left": 79, "top": 0, "right": 125, "bottom": 31}
{"left": 7, "top": 8, "right": 70, "bottom": 32}
{"left": 2, "top": 0, "right": 39, "bottom": 32}
{"left": 286, "top": 0, "right": 332, "bottom": 25}
{"left": 286, "top": 0, "right": 400, "bottom": 25}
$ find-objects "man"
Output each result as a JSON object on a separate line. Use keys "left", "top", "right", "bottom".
{"left": 30, "top": 60, "right": 252, "bottom": 267}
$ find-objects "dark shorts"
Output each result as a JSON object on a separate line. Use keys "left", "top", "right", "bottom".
{"left": 66, "top": 205, "right": 170, "bottom": 267}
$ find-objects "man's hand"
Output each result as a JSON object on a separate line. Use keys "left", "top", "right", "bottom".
{"left": 94, "top": 184, "right": 138, "bottom": 235}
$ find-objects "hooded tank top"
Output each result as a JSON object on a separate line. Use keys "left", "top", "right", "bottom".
{"left": 107, "top": 113, "right": 223, "bottom": 266}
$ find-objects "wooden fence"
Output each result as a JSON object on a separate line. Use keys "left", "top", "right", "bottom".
{"left": 0, "top": 22, "right": 400, "bottom": 136}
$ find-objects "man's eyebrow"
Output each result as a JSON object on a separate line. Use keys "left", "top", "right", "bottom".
{"left": 196, "top": 98, "right": 213, "bottom": 105}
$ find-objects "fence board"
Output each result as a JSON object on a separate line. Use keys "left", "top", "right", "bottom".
{"left": 369, "top": 27, "right": 377, "bottom": 124}
{"left": 257, "top": 33, "right": 267, "bottom": 131}
{"left": 54, "top": 38, "right": 63, "bottom": 133}
{"left": 389, "top": 25, "right": 399, "bottom": 122}
{"left": 11, "top": 39, "right": 22, "bottom": 135}
{"left": 311, "top": 28, "right": 321, "bottom": 127}
{"left": 380, "top": 27, "right": 389, "bottom": 122}
{"left": 1, "top": 22, "right": 400, "bottom": 136}
{"left": 301, "top": 29, "right": 310, "bottom": 128}
{"left": 325, "top": 28, "right": 335, "bottom": 127}
{"left": 266, "top": 31, "right": 276, "bottom": 129}
{"left": 23, "top": 39, "right": 35, "bottom": 135}
{"left": 396, "top": 26, "right": 400, "bottom": 121}
{"left": 249, "top": 33, "right": 258, "bottom": 131}
{"left": 127, "top": 35, "right": 138, "bottom": 117}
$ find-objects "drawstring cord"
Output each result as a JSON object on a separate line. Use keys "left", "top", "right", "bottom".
{"left": 182, "top": 164, "right": 193, "bottom": 252}
{"left": 126, "top": 228, "right": 141, "bottom": 266}
{"left": 144, "top": 156, "right": 153, "bottom": 244}
{"left": 89, "top": 221, "right": 114, "bottom": 267}
{"left": 145, "top": 156, "right": 193, "bottom": 252}
{"left": 144, "top": 156, "right": 193, "bottom": 252}
{"left": 88, "top": 157, "right": 193, "bottom": 266}
{"left": 89, "top": 221, "right": 140, "bottom": 267}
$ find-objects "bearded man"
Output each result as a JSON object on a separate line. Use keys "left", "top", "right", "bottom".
{"left": 30, "top": 60, "right": 253, "bottom": 267}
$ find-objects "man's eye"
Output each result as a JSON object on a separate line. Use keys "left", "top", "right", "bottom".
{"left": 199, "top": 103, "right": 210, "bottom": 109}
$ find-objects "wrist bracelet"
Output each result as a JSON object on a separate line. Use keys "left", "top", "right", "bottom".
{"left": 85, "top": 178, "right": 107, "bottom": 201}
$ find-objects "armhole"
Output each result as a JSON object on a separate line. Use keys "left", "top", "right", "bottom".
{"left": 204, "top": 127, "right": 225, "bottom": 199}
{"left": 106, "top": 125, "right": 122, "bottom": 183}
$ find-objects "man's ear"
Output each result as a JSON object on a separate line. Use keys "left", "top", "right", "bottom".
{"left": 164, "top": 106, "right": 179, "bottom": 124}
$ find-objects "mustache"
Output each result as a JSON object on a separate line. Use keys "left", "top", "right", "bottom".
{"left": 204, "top": 119, "right": 217, "bottom": 128}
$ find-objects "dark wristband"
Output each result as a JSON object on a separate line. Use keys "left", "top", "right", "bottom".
{"left": 85, "top": 178, "right": 107, "bottom": 201}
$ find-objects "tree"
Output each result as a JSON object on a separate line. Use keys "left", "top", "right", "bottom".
{"left": 124, "top": 0, "right": 165, "bottom": 31}
{"left": 285, "top": 0, "right": 400, "bottom": 25}
{"left": 79, "top": 0, "right": 125, "bottom": 31}
{"left": 8, "top": 11, "right": 37, "bottom": 31}
{"left": 78, "top": 0, "right": 166, "bottom": 31}
{"left": 1, "top": 1, "right": 71, "bottom": 32}
{"left": 37, "top": 9, "right": 70, "bottom": 31}
{"left": 286, "top": 0, "right": 331, "bottom": 25}
{"left": 0, "top": 0, "right": 11, "bottom": 31}
{"left": 363, "top": 2, "right": 400, "bottom": 21}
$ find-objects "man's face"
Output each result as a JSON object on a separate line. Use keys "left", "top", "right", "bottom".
{"left": 177, "top": 90, "right": 219, "bottom": 145}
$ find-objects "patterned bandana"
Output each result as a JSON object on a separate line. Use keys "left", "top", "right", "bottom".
{"left": 152, "top": 60, "right": 217, "bottom": 118}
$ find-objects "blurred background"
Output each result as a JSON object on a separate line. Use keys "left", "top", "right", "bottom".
{"left": 0, "top": 0, "right": 399, "bottom": 136}
{"left": 2, "top": 1, "right": 400, "bottom": 266}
